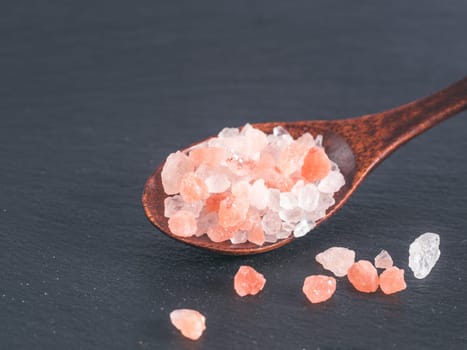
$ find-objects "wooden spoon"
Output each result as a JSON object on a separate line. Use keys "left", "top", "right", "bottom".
{"left": 142, "top": 77, "right": 467, "bottom": 255}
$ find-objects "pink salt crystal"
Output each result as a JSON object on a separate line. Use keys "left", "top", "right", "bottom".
{"left": 278, "top": 141, "right": 310, "bottom": 176}
{"left": 170, "top": 309, "right": 206, "bottom": 340}
{"left": 189, "top": 147, "right": 225, "bottom": 167}
{"left": 301, "top": 147, "right": 331, "bottom": 182}
{"left": 374, "top": 249, "right": 394, "bottom": 269}
{"left": 249, "top": 179, "right": 269, "bottom": 210}
{"left": 206, "top": 224, "right": 237, "bottom": 242}
{"left": 302, "top": 275, "right": 337, "bottom": 303}
{"left": 347, "top": 260, "right": 379, "bottom": 293}
{"left": 161, "top": 151, "right": 195, "bottom": 195}
{"left": 179, "top": 172, "right": 209, "bottom": 203}
{"left": 234, "top": 266, "right": 266, "bottom": 296}
{"left": 379, "top": 266, "right": 407, "bottom": 295}
{"left": 218, "top": 194, "right": 248, "bottom": 228}
{"left": 247, "top": 222, "right": 265, "bottom": 246}
{"left": 205, "top": 193, "right": 229, "bottom": 213}
{"left": 168, "top": 210, "right": 197, "bottom": 237}
{"left": 315, "top": 247, "right": 356, "bottom": 277}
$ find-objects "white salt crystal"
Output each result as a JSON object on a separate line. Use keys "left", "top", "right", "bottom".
{"left": 278, "top": 207, "right": 303, "bottom": 223}
{"left": 230, "top": 230, "right": 248, "bottom": 244}
{"left": 264, "top": 234, "right": 278, "bottom": 243}
{"left": 161, "top": 151, "right": 194, "bottom": 195}
{"left": 291, "top": 180, "right": 305, "bottom": 196}
{"left": 277, "top": 221, "right": 294, "bottom": 239}
{"left": 315, "top": 247, "right": 356, "bottom": 277}
{"left": 293, "top": 219, "right": 315, "bottom": 238}
{"left": 205, "top": 174, "right": 230, "bottom": 193}
{"left": 267, "top": 188, "right": 281, "bottom": 212}
{"left": 250, "top": 179, "right": 269, "bottom": 210}
{"left": 315, "top": 134, "right": 323, "bottom": 147}
{"left": 273, "top": 126, "right": 290, "bottom": 137}
{"left": 261, "top": 211, "right": 282, "bottom": 236}
{"left": 164, "top": 195, "right": 203, "bottom": 218}
{"left": 296, "top": 133, "right": 315, "bottom": 149}
{"left": 218, "top": 127, "right": 240, "bottom": 138}
{"left": 374, "top": 249, "right": 394, "bottom": 269}
{"left": 297, "top": 184, "right": 320, "bottom": 212}
{"left": 318, "top": 171, "right": 345, "bottom": 193}
{"left": 409, "top": 232, "right": 441, "bottom": 279}
{"left": 279, "top": 192, "right": 297, "bottom": 210}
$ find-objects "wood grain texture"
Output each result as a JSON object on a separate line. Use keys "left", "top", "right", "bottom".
{"left": 142, "top": 77, "right": 467, "bottom": 254}
{"left": 1, "top": 1, "right": 467, "bottom": 349}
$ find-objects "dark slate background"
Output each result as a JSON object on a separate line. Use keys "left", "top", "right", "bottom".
{"left": 1, "top": 1, "right": 466, "bottom": 349}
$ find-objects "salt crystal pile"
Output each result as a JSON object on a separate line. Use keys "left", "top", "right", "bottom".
{"left": 234, "top": 265, "right": 266, "bottom": 296}
{"left": 408, "top": 232, "right": 441, "bottom": 279}
{"left": 315, "top": 247, "right": 356, "bottom": 277}
{"left": 162, "top": 124, "right": 345, "bottom": 245}
{"left": 374, "top": 249, "right": 394, "bottom": 269}
{"left": 302, "top": 275, "right": 337, "bottom": 303}
{"left": 170, "top": 309, "right": 206, "bottom": 340}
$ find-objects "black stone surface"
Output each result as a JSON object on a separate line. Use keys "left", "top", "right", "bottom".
{"left": 1, "top": 1, "right": 466, "bottom": 349}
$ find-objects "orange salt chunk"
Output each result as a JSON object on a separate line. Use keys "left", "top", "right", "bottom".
{"left": 379, "top": 267, "right": 407, "bottom": 295}
{"left": 347, "top": 260, "right": 379, "bottom": 293}
{"left": 170, "top": 309, "right": 206, "bottom": 340}
{"left": 179, "top": 172, "right": 209, "bottom": 203}
{"left": 189, "top": 147, "right": 225, "bottom": 167}
{"left": 205, "top": 192, "right": 229, "bottom": 213}
{"left": 302, "top": 275, "right": 337, "bottom": 303}
{"left": 168, "top": 210, "right": 197, "bottom": 237}
{"left": 218, "top": 195, "right": 248, "bottom": 228}
{"left": 206, "top": 224, "right": 238, "bottom": 242}
{"left": 301, "top": 147, "right": 331, "bottom": 182}
{"left": 234, "top": 266, "right": 266, "bottom": 296}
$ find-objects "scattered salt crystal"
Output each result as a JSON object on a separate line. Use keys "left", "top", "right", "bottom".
{"left": 315, "top": 247, "right": 356, "bottom": 277}
{"left": 230, "top": 230, "right": 248, "bottom": 244}
{"left": 297, "top": 184, "right": 320, "bottom": 212}
{"left": 279, "top": 192, "right": 297, "bottom": 210}
{"left": 205, "top": 174, "right": 230, "bottom": 193}
{"left": 161, "top": 151, "right": 194, "bottom": 195}
{"left": 234, "top": 266, "right": 266, "bottom": 296}
{"left": 293, "top": 219, "right": 315, "bottom": 238}
{"left": 302, "top": 275, "right": 336, "bottom": 303}
{"left": 318, "top": 171, "right": 345, "bottom": 193}
{"left": 409, "top": 232, "right": 440, "bottom": 279}
{"left": 379, "top": 266, "right": 407, "bottom": 295}
{"left": 170, "top": 309, "right": 206, "bottom": 340}
{"left": 374, "top": 249, "right": 394, "bottom": 269}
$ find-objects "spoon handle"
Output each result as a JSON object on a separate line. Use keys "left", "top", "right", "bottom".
{"left": 349, "top": 77, "right": 467, "bottom": 173}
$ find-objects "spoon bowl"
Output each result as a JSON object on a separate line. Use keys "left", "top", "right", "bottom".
{"left": 143, "top": 78, "right": 467, "bottom": 255}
